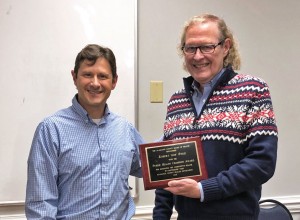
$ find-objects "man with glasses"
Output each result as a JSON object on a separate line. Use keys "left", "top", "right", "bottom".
{"left": 153, "top": 14, "right": 278, "bottom": 220}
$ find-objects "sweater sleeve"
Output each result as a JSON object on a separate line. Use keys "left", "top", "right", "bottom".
{"left": 201, "top": 135, "right": 277, "bottom": 202}
{"left": 153, "top": 188, "right": 174, "bottom": 219}
{"left": 200, "top": 79, "right": 278, "bottom": 202}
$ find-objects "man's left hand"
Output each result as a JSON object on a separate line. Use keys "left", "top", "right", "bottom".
{"left": 164, "top": 178, "right": 200, "bottom": 199}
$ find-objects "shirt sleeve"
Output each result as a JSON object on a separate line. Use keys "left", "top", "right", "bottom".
{"left": 25, "top": 121, "right": 59, "bottom": 219}
{"left": 129, "top": 126, "right": 144, "bottom": 178}
{"left": 198, "top": 182, "right": 204, "bottom": 202}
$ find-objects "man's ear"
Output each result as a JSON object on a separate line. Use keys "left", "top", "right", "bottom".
{"left": 71, "top": 70, "right": 77, "bottom": 86}
{"left": 112, "top": 74, "right": 118, "bottom": 90}
{"left": 223, "top": 38, "right": 231, "bottom": 56}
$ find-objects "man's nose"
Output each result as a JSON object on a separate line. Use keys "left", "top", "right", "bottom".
{"left": 90, "top": 76, "right": 100, "bottom": 86}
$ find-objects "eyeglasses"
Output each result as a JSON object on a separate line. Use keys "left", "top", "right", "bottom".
{"left": 182, "top": 40, "right": 224, "bottom": 55}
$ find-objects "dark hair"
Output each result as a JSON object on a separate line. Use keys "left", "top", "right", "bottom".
{"left": 73, "top": 44, "right": 117, "bottom": 78}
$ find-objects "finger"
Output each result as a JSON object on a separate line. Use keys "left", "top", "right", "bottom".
{"left": 167, "top": 180, "right": 179, "bottom": 187}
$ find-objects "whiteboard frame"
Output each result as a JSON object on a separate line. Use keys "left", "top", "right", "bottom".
{"left": 130, "top": 0, "right": 139, "bottom": 199}
{"left": 0, "top": 0, "right": 138, "bottom": 205}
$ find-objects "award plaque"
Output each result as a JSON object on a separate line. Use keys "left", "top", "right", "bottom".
{"left": 139, "top": 137, "right": 208, "bottom": 190}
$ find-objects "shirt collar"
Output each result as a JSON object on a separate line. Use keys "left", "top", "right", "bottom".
{"left": 191, "top": 68, "right": 226, "bottom": 92}
{"left": 72, "top": 95, "right": 111, "bottom": 124}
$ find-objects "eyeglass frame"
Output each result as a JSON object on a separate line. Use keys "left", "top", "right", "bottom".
{"left": 181, "top": 39, "right": 225, "bottom": 55}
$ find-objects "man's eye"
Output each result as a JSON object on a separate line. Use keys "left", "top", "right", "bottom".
{"left": 201, "top": 45, "right": 214, "bottom": 52}
{"left": 186, "top": 46, "right": 197, "bottom": 53}
{"left": 98, "top": 75, "right": 108, "bottom": 80}
{"left": 83, "top": 73, "right": 92, "bottom": 78}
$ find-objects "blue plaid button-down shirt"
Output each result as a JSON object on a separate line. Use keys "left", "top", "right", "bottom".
{"left": 25, "top": 95, "right": 143, "bottom": 219}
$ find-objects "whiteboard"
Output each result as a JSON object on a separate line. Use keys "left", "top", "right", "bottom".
{"left": 0, "top": 0, "right": 137, "bottom": 203}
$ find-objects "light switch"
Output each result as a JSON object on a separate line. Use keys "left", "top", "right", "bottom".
{"left": 150, "top": 81, "right": 163, "bottom": 103}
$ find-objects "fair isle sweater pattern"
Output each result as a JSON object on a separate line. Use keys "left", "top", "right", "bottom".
{"left": 164, "top": 74, "right": 278, "bottom": 144}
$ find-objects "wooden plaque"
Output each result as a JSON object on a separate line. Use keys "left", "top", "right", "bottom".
{"left": 139, "top": 137, "right": 208, "bottom": 190}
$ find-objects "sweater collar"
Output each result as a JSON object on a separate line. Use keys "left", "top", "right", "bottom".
{"left": 183, "top": 66, "right": 237, "bottom": 95}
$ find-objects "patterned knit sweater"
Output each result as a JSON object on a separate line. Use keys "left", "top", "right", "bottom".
{"left": 153, "top": 68, "right": 278, "bottom": 220}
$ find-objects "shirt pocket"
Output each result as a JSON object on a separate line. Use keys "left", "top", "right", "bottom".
{"left": 120, "top": 150, "right": 134, "bottom": 180}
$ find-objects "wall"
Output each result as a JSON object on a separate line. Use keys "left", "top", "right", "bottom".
{"left": 1, "top": 0, "right": 300, "bottom": 218}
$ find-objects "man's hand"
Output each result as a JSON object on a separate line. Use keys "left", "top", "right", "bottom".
{"left": 164, "top": 178, "right": 200, "bottom": 199}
